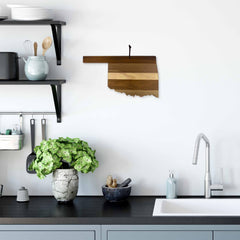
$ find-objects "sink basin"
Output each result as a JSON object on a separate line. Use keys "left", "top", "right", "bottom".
{"left": 153, "top": 198, "right": 240, "bottom": 216}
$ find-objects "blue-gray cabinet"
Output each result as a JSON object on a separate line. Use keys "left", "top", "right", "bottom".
{"left": 0, "top": 225, "right": 100, "bottom": 240}
{"left": 102, "top": 225, "right": 240, "bottom": 240}
{"left": 0, "top": 231, "right": 94, "bottom": 240}
{"left": 1, "top": 224, "right": 240, "bottom": 240}
{"left": 102, "top": 225, "right": 212, "bottom": 240}
{"left": 106, "top": 230, "right": 211, "bottom": 240}
{"left": 215, "top": 231, "right": 240, "bottom": 240}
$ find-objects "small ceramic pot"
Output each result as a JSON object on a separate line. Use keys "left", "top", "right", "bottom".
{"left": 24, "top": 56, "right": 49, "bottom": 81}
{"left": 16, "top": 186, "right": 29, "bottom": 202}
{"left": 52, "top": 169, "right": 79, "bottom": 202}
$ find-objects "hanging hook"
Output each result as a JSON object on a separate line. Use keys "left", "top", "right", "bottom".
{"left": 129, "top": 45, "right": 132, "bottom": 59}
{"left": 19, "top": 113, "right": 23, "bottom": 134}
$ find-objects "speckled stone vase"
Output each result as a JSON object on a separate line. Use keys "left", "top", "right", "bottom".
{"left": 52, "top": 169, "right": 79, "bottom": 202}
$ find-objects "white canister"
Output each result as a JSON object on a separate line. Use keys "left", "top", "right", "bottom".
{"left": 17, "top": 186, "right": 29, "bottom": 202}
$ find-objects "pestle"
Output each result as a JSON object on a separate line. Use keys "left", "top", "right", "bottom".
{"left": 119, "top": 178, "right": 132, "bottom": 187}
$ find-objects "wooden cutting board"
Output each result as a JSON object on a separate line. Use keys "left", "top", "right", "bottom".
{"left": 83, "top": 56, "right": 159, "bottom": 97}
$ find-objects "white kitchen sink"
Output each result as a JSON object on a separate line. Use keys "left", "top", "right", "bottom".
{"left": 153, "top": 198, "right": 240, "bottom": 216}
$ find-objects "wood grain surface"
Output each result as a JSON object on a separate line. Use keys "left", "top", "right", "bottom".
{"left": 108, "top": 62, "right": 158, "bottom": 97}
{"left": 108, "top": 73, "right": 158, "bottom": 80}
{"left": 83, "top": 56, "right": 159, "bottom": 97}
{"left": 109, "top": 63, "right": 158, "bottom": 73}
{"left": 83, "top": 56, "right": 156, "bottom": 64}
{"left": 115, "top": 90, "right": 159, "bottom": 98}
{"left": 108, "top": 80, "right": 158, "bottom": 90}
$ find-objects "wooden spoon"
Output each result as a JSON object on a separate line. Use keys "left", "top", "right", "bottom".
{"left": 42, "top": 37, "right": 53, "bottom": 56}
{"left": 34, "top": 42, "right": 38, "bottom": 56}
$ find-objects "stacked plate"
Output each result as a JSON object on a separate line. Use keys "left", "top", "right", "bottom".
{"left": 7, "top": 5, "right": 52, "bottom": 21}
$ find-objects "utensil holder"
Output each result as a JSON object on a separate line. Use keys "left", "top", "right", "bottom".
{"left": 0, "top": 114, "right": 24, "bottom": 150}
{"left": 0, "top": 134, "right": 24, "bottom": 150}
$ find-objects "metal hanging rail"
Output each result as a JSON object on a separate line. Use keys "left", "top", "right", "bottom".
{"left": 0, "top": 112, "right": 56, "bottom": 116}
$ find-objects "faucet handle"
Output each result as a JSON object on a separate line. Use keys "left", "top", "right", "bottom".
{"left": 210, "top": 184, "right": 223, "bottom": 191}
{"left": 210, "top": 168, "right": 224, "bottom": 192}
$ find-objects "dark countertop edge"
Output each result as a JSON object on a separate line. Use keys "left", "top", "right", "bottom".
{"left": 1, "top": 217, "right": 240, "bottom": 225}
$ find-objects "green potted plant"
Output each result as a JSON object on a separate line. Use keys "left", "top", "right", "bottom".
{"left": 29, "top": 137, "right": 98, "bottom": 202}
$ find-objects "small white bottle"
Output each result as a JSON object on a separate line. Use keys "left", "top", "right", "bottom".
{"left": 166, "top": 171, "right": 177, "bottom": 199}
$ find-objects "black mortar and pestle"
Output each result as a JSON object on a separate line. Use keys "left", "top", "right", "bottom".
{"left": 102, "top": 177, "right": 132, "bottom": 202}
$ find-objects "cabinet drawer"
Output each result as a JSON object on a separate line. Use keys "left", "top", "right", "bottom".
{"left": 0, "top": 230, "right": 95, "bottom": 240}
{"left": 215, "top": 231, "right": 240, "bottom": 240}
{"left": 107, "top": 230, "right": 212, "bottom": 240}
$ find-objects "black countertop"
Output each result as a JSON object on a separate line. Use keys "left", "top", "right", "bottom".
{"left": 0, "top": 196, "right": 240, "bottom": 225}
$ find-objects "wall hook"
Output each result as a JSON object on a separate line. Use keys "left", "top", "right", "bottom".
{"left": 19, "top": 113, "right": 23, "bottom": 134}
{"left": 129, "top": 45, "right": 132, "bottom": 59}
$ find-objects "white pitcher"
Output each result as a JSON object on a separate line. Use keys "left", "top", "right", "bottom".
{"left": 24, "top": 56, "right": 49, "bottom": 81}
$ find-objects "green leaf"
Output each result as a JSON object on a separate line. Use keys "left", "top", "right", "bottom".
{"left": 30, "top": 137, "right": 98, "bottom": 179}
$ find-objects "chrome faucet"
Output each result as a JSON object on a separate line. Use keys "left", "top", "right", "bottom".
{"left": 192, "top": 133, "right": 223, "bottom": 198}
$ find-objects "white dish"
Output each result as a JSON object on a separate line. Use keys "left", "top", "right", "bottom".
{"left": 7, "top": 4, "right": 30, "bottom": 8}
{"left": 11, "top": 7, "right": 52, "bottom": 21}
{"left": 153, "top": 198, "right": 240, "bottom": 216}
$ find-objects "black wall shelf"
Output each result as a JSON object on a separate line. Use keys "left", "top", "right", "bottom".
{"left": 0, "top": 20, "right": 66, "bottom": 25}
{"left": 0, "top": 80, "right": 66, "bottom": 85}
{"left": 0, "top": 20, "right": 66, "bottom": 65}
{"left": 0, "top": 79, "right": 66, "bottom": 123}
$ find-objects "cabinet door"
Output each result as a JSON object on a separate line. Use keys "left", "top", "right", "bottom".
{"left": 107, "top": 230, "right": 212, "bottom": 240}
{"left": 215, "top": 231, "right": 240, "bottom": 240}
{"left": 0, "top": 231, "right": 95, "bottom": 240}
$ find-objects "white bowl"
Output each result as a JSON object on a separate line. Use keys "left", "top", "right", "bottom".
{"left": 7, "top": 4, "right": 31, "bottom": 8}
{"left": 11, "top": 7, "right": 52, "bottom": 21}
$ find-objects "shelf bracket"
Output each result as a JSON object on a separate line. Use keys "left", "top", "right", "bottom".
{"left": 51, "top": 24, "right": 62, "bottom": 65}
{"left": 51, "top": 84, "right": 62, "bottom": 123}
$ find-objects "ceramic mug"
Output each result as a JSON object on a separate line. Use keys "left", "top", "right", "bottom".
{"left": 24, "top": 56, "right": 49, "bottom": 81}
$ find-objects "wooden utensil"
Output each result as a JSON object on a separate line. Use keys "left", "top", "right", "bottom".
{"left": 26, "top": 119, "right": 36, "bottom": 174}
{"left": 83, "top": 56, "right": 159, "bottom": 97}
{"left": 34, "top": 42, "right": 38, "bottom": 56}
{"left": 42, "top": 36, "right": 52, "bottom": 56}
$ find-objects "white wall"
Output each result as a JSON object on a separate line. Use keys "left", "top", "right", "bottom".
{"left": 0, "top": 0, "right": 240, "bottom": 196}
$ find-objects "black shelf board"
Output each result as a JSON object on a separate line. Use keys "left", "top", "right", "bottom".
{"left": 0, "top": 79, "right": 66, "bottom": 85}
{"left": 0, "top": 20, "right": 66, "bottom": 25}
